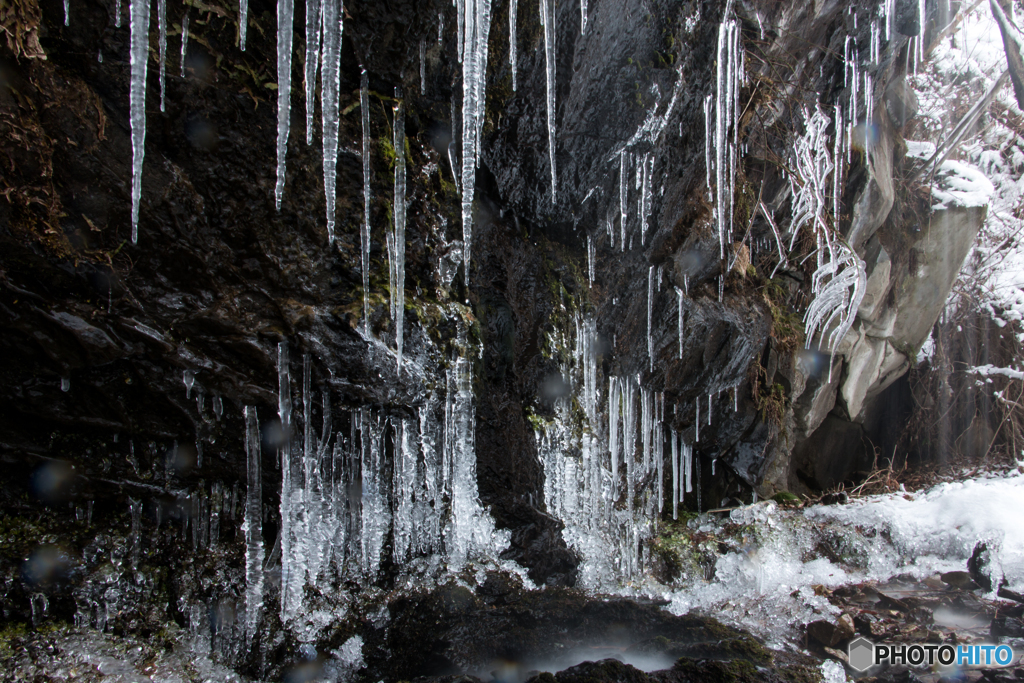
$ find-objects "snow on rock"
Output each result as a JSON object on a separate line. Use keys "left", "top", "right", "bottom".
{"left": 931, "top": 158, "right": 996, "bottom": 209}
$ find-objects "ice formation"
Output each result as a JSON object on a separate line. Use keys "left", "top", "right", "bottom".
{"left": 129, "top": 0, "right": 151, "bottom": 243}
{"left": 321, "top": 0, "right": 343, "bottom": 243}
{"left": 389, "top": 90, "right": 407, "bottom": 373}
{"left": 580, "top": 0, "right": 587, "bottom": 33}
{"left": 275, "top": 0, "right": 295, "bottom": 210}
{"left": 304, "top": 0, "right": 323, "bottom": 145}
{"left": 536, "top": 315, "right": 670, "bottom": 588}
{"left": 272, "top": 342, "right": 506, "bottom": 622}
{"left": 708, "top": 1, "right": 741, "bottom": 259}
{"left": 458, "top": 0, "right": 493, "bottom": 286}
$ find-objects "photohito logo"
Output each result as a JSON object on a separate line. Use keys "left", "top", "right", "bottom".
{"left": 847, "top": 637, "right": 1016, "bottom": 672}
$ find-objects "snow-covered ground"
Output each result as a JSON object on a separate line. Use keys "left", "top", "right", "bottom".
{"left": 658, "top": 467, "right": 1024, "bottom": 648}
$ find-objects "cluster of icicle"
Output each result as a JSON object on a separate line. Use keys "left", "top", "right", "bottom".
{"left": 703, "top": 0, "right": 743, "bottom": 260}
{"left": 536, "top": 314, "right": 689, "bottom": 588}
{"left": 455, "top": 0, "right": 493, "bottom": 287}
{"left": 788, "top": 106, "right": 866, "bottom": 364}
{"left": 265, "top": 342, "right": 504, "bottom": 624}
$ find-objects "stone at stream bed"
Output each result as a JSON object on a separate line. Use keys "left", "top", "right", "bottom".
{"left": 941, "top": 571, "right": 980, "bottom": 590}
{"left": 361, "top": 582, "right": 823, "bottom": 683}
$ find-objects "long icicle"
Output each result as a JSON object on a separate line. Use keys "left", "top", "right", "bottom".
{"left": 305, "top": 0, "right": 323, "bottom": 144}
{"left": 321, "top": 0, "right": 343, "bottom": 243}
{"left": 158, "top": 0, "right": 166, "bottom": 112}
{"left": 541, "top": 0, "right": 557, "bottom": 203}
{"left": 391, "top": 88, "right": 407, "bottom": 374}
{"left": 180, "top": 14, "right": 189, "bottom": 78}
{"left": 460, "top": 0, "right": 493, "bottom": 287}
{"left": 361, "top": 69, "right": 372, "bottom": 332}
{"left": 275, "top": 0, "right": 296, "bottom": 210}
{"left": 243, "top": 406, "right": 264, "bottom": 643}
{"left": 240, "top": 0, "right": 248, "bottom": 49}
{"left": 509, "top": 0, "right": 518, "bottom": 91}
{"left": 129, "top": 0, "right": 151, "bottom": 243}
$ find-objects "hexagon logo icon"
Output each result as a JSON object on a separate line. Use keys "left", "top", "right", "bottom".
{"left": 848, "top": 636, "right": 875, "bottom": 671}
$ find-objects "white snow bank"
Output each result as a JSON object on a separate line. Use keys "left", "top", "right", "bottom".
{"left": 661, "top": 471, "right": 1024, "bottom": 647}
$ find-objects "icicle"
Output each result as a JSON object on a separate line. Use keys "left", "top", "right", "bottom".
{"left": 213, "top": 395, "right": 223, "bottom": 420}
{"left": 240, "top": 0, "right": 249, "bottom": 50}
{"left": 60, "top": 377, "right": 70, "bottom": 392}
{"left": 734, "top": 384, "right": 738, "bottom": 412}
{"left": 704, "top": 95, "right": 713, "bottom": 200}
{"left": 647, "top": 265, "right": 654, "bottom": 371}
{"left": 420, "top": 40, "right": 426, "bottom": 94}
{"left": 390, "top": 89, "right": 407, "bottom": 374}
{"left": 608, "top": 377, "right": 620, "bottom": 497}
{"left": 459, "top": 0, "right": 493, "bottom": 287}
{"left": 640, "top": 154, "right": 653, "bottom": 245}
{"left": 587, "top": 233, "right": 595, "bottom": 286}
{"left": 711, "top": 458, "right": 716, "bottom": 475}
{"left": 918, "top": 0, "right": 926, "bottom": 62}
{"left": 619, "top": 150, "right": 628, "bottom": 250}
{"left": 718, "top": 275, "right": 723, "bottom": 302}
{"left": 275, "top": 0, "right": 296, "bottom": 210}
{"left": 304, "top": 0, "right": 322, "bottom": 145}
{"left": 276, "top": 342, "right": 297, "bottom": 619}
{"left": 676, "top": 286, "right": 684, "bottom": 359}
{"left": 696, "top": 457, "right": 702, "bottom": 513}
{"left": 157, "top": 0, "right": 166, "bottom": 112}
{"left": 580, "top": 0, "right": 587, "bottom": 33}
{"left": 115, "top": 0, "right": 121, "bottom": 27}
{"left": 359, "top": 70, "right": 373, "bottom": 334}
{"left": 321, "top": 0, "right": 343, "bottom": 244}
{"left": 243, "top": 406, "right": 264, "bottom": 641}
{"left": 509, "top": 0, "right": 518, "bottom": 91}
{"left": 183, "top": 370, "right": 195, "bottom": 398}
{"left": 129, "top": 0, "right": 151, "bottom": 243}
{"left": 541, "top": 0, "right": 557, "bottom": 203}
{"left": 695, "top": 402, "right": 699, "bottom": 442}
{"left": 682, "top": 441, "right": 692, "bottom": 494}
{"left": 439, "top": 11, "right": 444, "bottom": 43}
{"left": 457, "top": 0, "right": 465, "bottom": 61}
{"left": 671, "top": 430, "right": 679, "bottom": 519}
{"left": 684, "top": 273, "right": 689, "bottom": 295}
{"left": 64, "top": 0, "right": 69, "bottom": 25}
{"left": 180, "top": 14, "right": 189, "bottom": 78}
{"left": 708, "top": 392, "right": 712, "bottom": 425}
{"left": 129, "top": 498, "right": 142, "bottom": 570}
